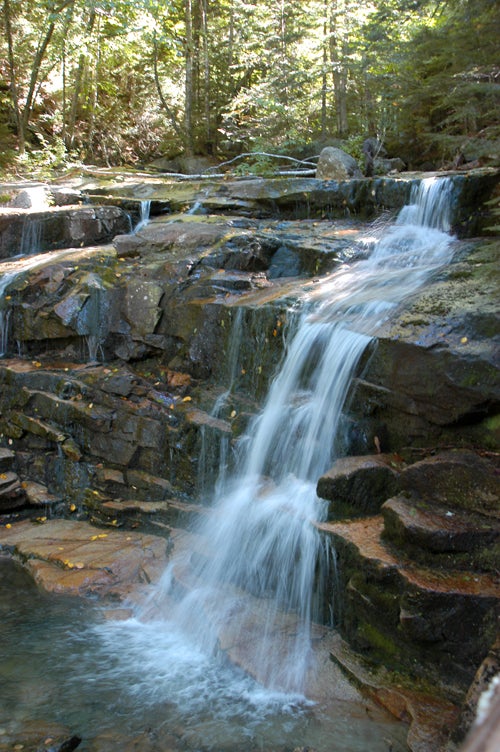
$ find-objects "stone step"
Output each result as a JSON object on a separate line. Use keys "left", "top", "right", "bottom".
{"left": 318, "top": 515, "right": 499, "bottom": 694}
{"left": 84, "top": 488, "right": 206, "bottom": 534}
{"left": 382, "top": 494, "right": 500, "bottom": 557}
{"left": 22, "top": 480, "right": 63, "bottom": 508}
{"left": 0, "top": 470, "right": 26, "bottom": 511}
{"left": 317, "top": 453, "right": 402, "bottom": 519}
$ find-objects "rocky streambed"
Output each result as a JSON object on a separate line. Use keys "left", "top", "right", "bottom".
{"left": 0, "top": 170, "right": 498, "bottom": 752}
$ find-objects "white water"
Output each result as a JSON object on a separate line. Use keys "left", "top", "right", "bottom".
{"left": 23, "top": 176, "right": 453, "bottom": 752}
{"left": 134, "top": 199, "right": 151, "bottom": 232}
{"left": 103, "top": 176, "right": 455, "bottom": 702}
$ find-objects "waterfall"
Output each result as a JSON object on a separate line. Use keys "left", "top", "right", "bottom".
{"left": 144, "top": 176, "right": 456, "bottom": 695}
{"left": 134, "top": 199, "right": 151, "bottom": 232}
{"left": 0, "top": 275, "right": 13, "bottom": 356}
{"left": 20, "top": 216, "right": 43, "bottom": 254}
{"left": 0, "top": 256, "right": 52, "bottom": 357}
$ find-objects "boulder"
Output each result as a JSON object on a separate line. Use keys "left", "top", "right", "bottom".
{"left": 9, "top": 186, "right": 50, "bottom": 209}
{"left": 315, "top": 147, "right": 363, "bottom": 180}
{"left": 374, "top": 157, "right": 406, "bottom": 173}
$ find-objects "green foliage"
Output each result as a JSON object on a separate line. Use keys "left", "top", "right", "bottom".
{"left": 0, "top": 0, "right": 498, "bottom": 171}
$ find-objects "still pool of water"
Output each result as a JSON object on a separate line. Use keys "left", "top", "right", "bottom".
{"left": 1, "top": 559, "right": 409, "bottom": 751}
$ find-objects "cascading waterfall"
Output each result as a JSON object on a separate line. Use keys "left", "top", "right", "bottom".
{"left": 134, "top": 199, "right": 151, "bottom": 232}
{"left": 19, "top": 216, "right": 43, "bottom": 254}
{"left": 141, "top": 176, "right": 457, "bottom": 696}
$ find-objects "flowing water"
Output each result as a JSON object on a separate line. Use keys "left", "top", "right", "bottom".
{"left": 0, "top": 254, "right": 60, "bottom": 357}
{"left": 134, "top": 199, "right": 151, "bottom": 232}
{"left": 0, "top": 178, "right": 457, "bottom": 750}
{"left": 144, "top": 176, "right": 455, "bottom": 691}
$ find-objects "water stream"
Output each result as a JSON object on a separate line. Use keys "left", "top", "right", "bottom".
{"left": 0, "top": 177, "right": 457, "bottom": 750}
{"left": 146, "top": 177, "right": 455, "bottom": 691}
{"left": 134, "top": 199, "right": 151, "bottom": 232}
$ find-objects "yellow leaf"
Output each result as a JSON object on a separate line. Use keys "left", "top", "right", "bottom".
{"left": 460, "top": 336, "right": 468, "bottom": 344}
{"left": 182, "top": 396, "right": 192, "bottom": 402}
{"left": 69, "top": 503, "right": 77, "bottom": 512}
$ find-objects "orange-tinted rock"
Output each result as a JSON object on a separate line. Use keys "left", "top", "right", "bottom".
{"left": 0, "top": 518, "right": 168, "bottom": 601}
{"left": 319, "top": 516, "right": 499, "bottom": 693}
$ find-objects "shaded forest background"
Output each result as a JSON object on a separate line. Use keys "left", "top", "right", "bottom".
{"left": 1, "top": 0, "right": 499, "bottom": 175}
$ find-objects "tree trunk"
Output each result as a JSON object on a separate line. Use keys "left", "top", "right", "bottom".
{"left": 184, "top": 0, "right": 195, "bottom": 156}
{"left": 21, "top": 0, "right": 75, "bottom": 146}
{"left": 321, "top": 0, "right": 328, "bottom": 139}
{"left": 200, "top": 0, "right": 211, "bottom": 149}
{"left": 3, "top": 0, "right": 25, "bottom": 153}
{"left": 329, "top": 0, "right": 349, "bottom": 138}
{"left": 66, "top": 8, "right": 96, "bottom": 150}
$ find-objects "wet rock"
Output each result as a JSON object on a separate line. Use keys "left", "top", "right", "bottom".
{"left": 61, "top": 437, "right": 82, "bottom": 461}
{"left": 38, "top": 734, "right": 82, "bottom": 752}
{"left": 0, "top": 447, "right": 15, "bottom": 472}
{"left": 0, "top": 205, "right": 130, "bottom": 259}
{"left": 101, "top": 369, "right": 137, "bottom": 397}
{"left": 0, "top": 470, "right": 26, "bottom": 510}
{"left": 319, "top": 515, "right": 499, "bottom": 694}
{"left": 23, "top": 479, "right": 62, "bottom": 507}
{"left": 399, "top": 450, "right": 499, "bottom": 517}
{"left": 0, "top": 518, "right": 168, "bottom": 600}
{"left": 317, "top": 454, "right": 402, "bottom": 519}
{"left": 382, "top": 494, "right": 500, "bottom": 556}
{"left": 329, "top": 632, "right": 459, "bottom": 752}
{"left": 0, "top": 721, "right": 79, "bottom": 752}
{"left": 315, "top": 147, "right": 363, "bottom": 180}
{"left": 122, "top": 279, "right": 163, "bottom": 338}
{"left": 349, "top": 240, "right": 500, "bottom": 453}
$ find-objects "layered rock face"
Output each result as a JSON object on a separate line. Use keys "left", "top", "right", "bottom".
{"left": 0, "top": 170, "right": 498, "bottom": 751}
{"left": 318, "top": 450, "right": 499, "bottom": 692}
